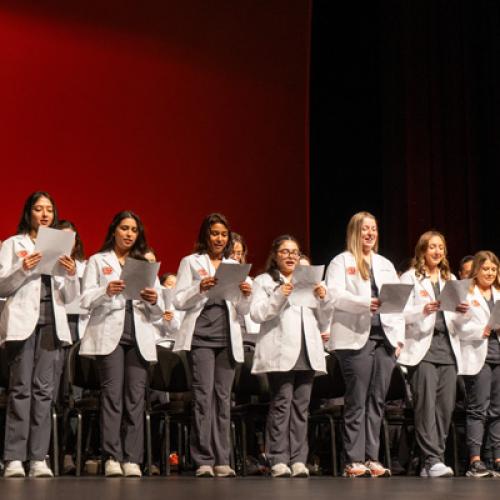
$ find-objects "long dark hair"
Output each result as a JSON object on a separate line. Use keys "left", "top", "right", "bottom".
{"left": 58, "top": 220, "right": 85, "bottom": 261}
{"left": 17, "top": 191, "right": 59, "bottom": 235}
{"left": 265, "top": 234, "right": 301, "bottom": 283}
{"left": 194, "top": 213, "right": 232, "bottom": 258}
{"left": 99, "top": 210, "right": 149, "bottom": 259}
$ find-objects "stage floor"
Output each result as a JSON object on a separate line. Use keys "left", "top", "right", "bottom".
{"left": 0, "top": 476, "right": 499, "bottom": 500}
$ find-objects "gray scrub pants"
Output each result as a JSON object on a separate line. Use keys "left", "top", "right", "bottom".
{"left": 188, "top": 347, "right": 236, "bottom": 466}
{"left": 335, "top": 339, "right": 396, "bottom": 463}
{"left": 409, "top": 361, "right": 456, "bottom": 467}
{"left": 265, "top": 370, "right": 315, "bottom": 466}
{"left": 3, "top": 324, "right": 61, "bottom": 461}
{"left": 96, "top": 343, "right": 149, "bottom": 464}
{"left": 464, "top": 363, "right": 500, "bottom": 459}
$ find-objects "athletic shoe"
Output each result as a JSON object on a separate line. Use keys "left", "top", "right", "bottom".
{"left": 271, "top": 463, "right": 292, "bottom": 478}
{"left": 343, "top": 462, "right": 370, "bottom": 478}
{"left": 195, "top": 465, "right": 215, "bottom": 477}
{"left": 465, "top": 460, "right": 491, "bottom": 478}
{"left": 420, "top": 462, "right": 454, "bottom": 478}
{"left": 291, "top": 462, "right": 310, "bottom": 478}
{"left": 122, "top": 462, "right": 142, "bottom": 477}
{"left": 4, "top": 460, "right": 26, "bottom": 478}
{"left": 365, "top": 460, "right": 391, "bottom": 477}
{"left": 28, "top": 460, "right": 54, "bottom": 478}
{"left": 104, "top": 458, "right": 123, "bottom": 477}
{"left": 214, "top": 465, "right": 236, "bottom": 477}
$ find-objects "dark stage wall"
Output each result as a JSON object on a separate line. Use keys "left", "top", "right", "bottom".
{"left": 311, "top": 0, "right": 500, "bottom": 272}
{"left": 0, "top": 1, "right": 311, "bottom": 273}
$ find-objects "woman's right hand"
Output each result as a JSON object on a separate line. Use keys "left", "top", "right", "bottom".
{"left": 163, "top": 311, "right": 174, "bottom": 322}
{"left": 280, "top": 282, "right": 294, "bottom": 297}
{"left": 370, "top": 298, "right": 381, "bottom": 312}
{"left": 23, "top": 252, "right": 42, "bottom": 271}
{"left": 106, "top": 280, "right": 125, "bottom": 297}
{"left": 423, "top": 301, "right": 440, "bottom": 316}
{"left": 200, "top": 277, "right": 217, "bottom": 292}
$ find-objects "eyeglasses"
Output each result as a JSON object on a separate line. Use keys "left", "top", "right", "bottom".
{"left": 278, "top": 249, "right": 301, "bottom": 258}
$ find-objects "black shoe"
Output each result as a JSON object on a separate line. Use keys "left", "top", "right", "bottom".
{"left": 466, "top": 460, "right": 491, "bottom": 478}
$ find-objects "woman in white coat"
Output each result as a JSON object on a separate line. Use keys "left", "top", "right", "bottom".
{"left": 399, "top": 230, "right": 468, "bottom": 477}
{"left": 80, "top": 210, "right": 163, "bottom": 478}
{"left": 250, "top": 235, "right": 332, "bottom": 478}
{"left": 455, "top": 251, "right": 500, "bottom": 477}
{"left": 325, "top": 211, "right": 404, "bottom": 478}
{"left": 0, "top": 191, "right": 77, "bottom": 478}
{"left": 173, "top": 213, "right": 252, "bottom": 478}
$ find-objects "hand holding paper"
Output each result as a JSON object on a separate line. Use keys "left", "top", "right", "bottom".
{"left": 207, "top": 263, "right": 252, "bottom": 301}
{"left": 34, "top": 226, "right": 75, "bottom": 276}
{"left": 120, "top": 258, "right": 160, "bottom": 301}
{"left": 289, "top": 265, "right": 325, "bottom": 308}
{"left": 438, "top": 279, "right": 471, "bottom": 312}
{"left": 378, "top": 284, "right": 413, "bottom": 314}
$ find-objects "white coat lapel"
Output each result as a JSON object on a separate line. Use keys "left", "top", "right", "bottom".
{"left": 102, "top": 251, "right": 122, "bottom": 278}
{"left": 420, "top": 277, "right": 435, "bottom": 301}
{"left": 193, "top": 254, "right": 212, "bottom": 279}
{"left": 474, "top": 285, "right": 493, "bottom": 319}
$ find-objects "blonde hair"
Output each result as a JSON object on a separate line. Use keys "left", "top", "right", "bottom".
{"left": 411, "top": 230, "right": 451, "bottom": 280}
{"left": 345, "top": 211, "right": 378, "bottom": 281}
{"left": 469, "top": 250, "right": 500, "bottom": 292}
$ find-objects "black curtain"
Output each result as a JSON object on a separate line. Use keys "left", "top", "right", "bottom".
{"left": 310, "top": 0, "right": 500, "bottom": 272}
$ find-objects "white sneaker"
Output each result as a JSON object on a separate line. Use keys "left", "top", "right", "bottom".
{"left": 291, "top": 462, "right": 309, "bottom": 478}
{"left": 195, "top": 465, "right": 215, "bottom": 477}
{"left": 105, "top": 458, "right": 123, "bottom": 477}
{"left": 214, "top": 465, "right": 236, "bottom": 477}
{"left": 420, "top": 462, "right": 454, "bottom": 478}
{"left": 271, "top": 463, "right": 292, "bottom": 478}
{"left": 28, "top": 460, "right": 54, "bottom": 478}
{"left": 4, "top": 460, "right": 26, "bottom": 478}
{"left": 122, "top": 462, "right": 142, "bottom": 477}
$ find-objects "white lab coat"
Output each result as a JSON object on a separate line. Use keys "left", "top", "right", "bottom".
{"left": 0, "top": 234, "right": 77, "bottom": 345}
{"left": 79, "top": 250, "right": 163, "bottom": 362}
{"left": 250, "top": 272, "right": 333, "bottom": 374}
{"left": 154, "top": 288, "right": 184, "bottom": 348}
{"left": 65, "top": 259, "right": 90, "bottom": 339}
{"left": 398, "top": 268, "right": 464, "bottom": 372}
{"left": 172, "top": 253, "right": 251, "bottom": 363}
{"left": 325, "top": 251, "right": 405, "bottom": 351}
{"left": 455, "top": 285, "right": 500, "bottom": 376}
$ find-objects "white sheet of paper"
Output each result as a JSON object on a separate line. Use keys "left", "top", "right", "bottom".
{"left": 120, "top": 258, "right": 160, "bottom": 300}
{"left": 289, "top": 265, "right": 325, "bottom": 308}
{"left": 208, "top": 263, "right": 252, "bottom": 301}
{"left": 34, "top": 226, "right": 75, "bottom": 276}
{"left": 488, "top": 301, "right": 500, "bottom": 330}
{"left": 162, "top": 288, "right": 174, "bottom": 311}
{"left": 438, "top": 279, "right": 471, "bottom": 312}
{"left": 378, "top": 284, "right": 414, "bottom": 314}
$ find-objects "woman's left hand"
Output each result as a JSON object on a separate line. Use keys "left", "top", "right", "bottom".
{"left": 163, "top": 311, "right": 174, "bottom": 322}
{"left": 314, "top": 284, "right": 326, "bottom": 300}
{"left": 140, "top": 287, "right": 158, "bottom": 305}
{"left": 395, "top": 342, "right": 403, "bottom": 358}
{"left": 239, "top": 281, "right": 252, "bottom": 297}
{"left": 59, "top": 255, "right": 76, "bottom": 276}
{"left": 455, "top": 301, "right": 469, "bottom": 314}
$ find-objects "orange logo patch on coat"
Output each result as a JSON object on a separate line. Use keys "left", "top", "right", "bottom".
{"left": 471, "top": 299, "right": 481, "bottom": 307}
{"left": 17, "top": 250, "right": 28, "bottom": 258}
{"left": 102, "top": 266, "right": 113, "bottom": 275}
{"left": 197, "top": 268, "right": 208, "bottom": 278}
{"left": 419, "top": 290, "right": 429, "bottom": 298}
{"left": 346, "top": 267, "right": 356, "bottom": 275}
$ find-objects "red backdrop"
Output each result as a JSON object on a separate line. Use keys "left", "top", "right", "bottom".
{"left": 0, "top": 1, "right": 310, "bottom": 274}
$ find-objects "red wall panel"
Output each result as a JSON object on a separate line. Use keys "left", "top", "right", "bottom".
{"left": 0, "top": 1, "right": 310, "bottom": 274}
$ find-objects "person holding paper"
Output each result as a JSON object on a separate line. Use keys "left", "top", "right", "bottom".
{"left": 454, "top": 251, "right": 500, "bottom": 477}
{"left": 0, "top": 191, "right": 77, "bottom": 478}
{"left": 173, "top": 213, "right": 252, "bottom": 478}
{"left": 230, "top": 233, "right": 260, "bottom": 343}
{"left": 399, "top": 230, "right": 468, "bottom": 477}
{"left": 250, "top": 235, "right": 333, "bottom": 478}
{"left": 325, "top": 211, "right": 404, "bottom": 478}
{"left": 79, "top": 211, "right": 163, "bottom": 478}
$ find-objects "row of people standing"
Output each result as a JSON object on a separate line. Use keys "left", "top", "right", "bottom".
{"left": 0, "top": 193, "right": 498, "bottom": 480}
